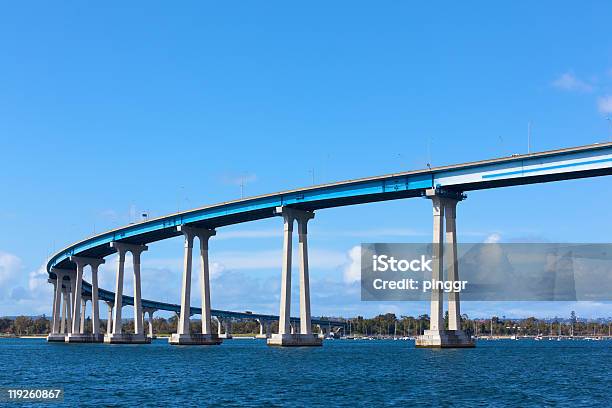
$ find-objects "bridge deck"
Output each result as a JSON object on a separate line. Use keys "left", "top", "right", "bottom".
{"left": 47, "top": 142, "right": 612, "bottom": 322}
{"left": 48, "top": 141, "right": 612, "bottom": 272}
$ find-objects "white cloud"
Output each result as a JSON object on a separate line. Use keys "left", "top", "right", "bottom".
{"left": 210, "top": 262, "right": 225, "bottom": 279}
{"left": 28, "top": 265, "right": 51, "bottom": 294}
{"left": 343, "top": 246, "right": 361, "bottom": 284}
{"left": 0, "top": 251, "right": 22, "bottom": 286}
{"left": 484, "top": 233, "right": 502, "bottom": 244}
{"left": 0, "top": 263, "right": 54, "bottom": 315}
{"left": 597, "top": 95, "right": 612, "bottom": 114}
{"left": 552, "top": 72, "right": 593, "bottom": 92}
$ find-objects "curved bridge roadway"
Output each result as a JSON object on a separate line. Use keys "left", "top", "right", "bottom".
{"left": 47, "top": 141, "right": 612, "bottom": 343}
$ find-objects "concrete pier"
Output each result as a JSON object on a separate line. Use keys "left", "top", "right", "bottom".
{"left": 70, "top": 260, "right": 84, "bottom": 336}
{"left": 268, "top": 207, "right": 322, "bottom": 347}
{"left": 104, "top": 242, "right": 150, "bottom": 344}
{"left": 210, "top": 316, "right": 232, "bottom": 340}
{"left": 415, "top": 189, "right": 474, "bottom": 348}
{"left": 417, "top": 329, "right": 475, "bottom": 348}
{"left": 79, "top": 297, "right": 87, "bottom": 333}
{"left": 169, "top": 226, "right": 222, "bottom": 346}
{"left": 267, "top": 333, "right": 322, "bottom": 347}
{"left": 66, "top": 333, "right": 105, "bottom": 343}
{"left": 169, "top": 332, "right": 222, "bottom": 345}
{"left": 218, "top": 318, "right": 233, "bottom": 340}
{"left": 47, "top": 334, "right": 68, "bottom": 342}
{"left": 63, "top": 287, "right": 72, "bottom": 334}
{"left": 146, "top": 309, "right": 156, "bottom": 339}
{"left": 256, "top": 319, "right": 271, "bottom": 339}
{"left": 105, "top": 333, "right": 151, "bottom": 344}
{"left": 47, "top": 269, "right": 69, "bottom": 342}
{"left": 106, "top": 302, "right": 113, "bottom": 334}
{"left": 49, "top": 277, "right": 59, "bottom": 335}
{"left": 65, "top": 257, "right": 105, "bottom": 343}
{"left": 66, "top": 296, "right": 105, "bottom": 343}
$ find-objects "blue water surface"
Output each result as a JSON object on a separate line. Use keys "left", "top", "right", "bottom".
{"left": 0, "top": 338, "right": 610, "bottom": 407}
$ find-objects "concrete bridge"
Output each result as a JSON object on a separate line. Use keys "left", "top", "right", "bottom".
{"left": 46, "top": 141, "right": 612, "bottom": 347}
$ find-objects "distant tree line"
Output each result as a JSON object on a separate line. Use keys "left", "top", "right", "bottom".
{"left": 347, "top": 312, "right": 612, "bottom": 337}
{"left": 1, "top": 312, "right": 610, "bottom": 337}
{"left": 0, "top": 316, "right": 51, "bottom": 336}
{"left": 0, "top": 316, "right": 278, "bottom": 336}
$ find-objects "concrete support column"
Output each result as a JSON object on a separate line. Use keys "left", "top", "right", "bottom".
{"left": 61, "top": 288, "right": 69, "bottom": 334}
{"left": 131, "top": 249, "right": 145, "bottom": 336}
{"left": 169, "top": 221, "right": 222, "bottom": 347}
{"left": 211, "top": 317, "right": 232, "bottom": 340}
{"left": 197, "top": 228, "right": 215, "bottom": 335}
{"left": 147, "top": 310, "right": 154, "bottom": 338}
{"left": 50, "top": 279, "right": 58, "bottom": 332}
{"left": 89, "top": 261, "right": 103, "bottom": 335}
{"left": 216, "top": 317, "right": 223, "bottom": 336}
{"left": 64, "top": 256, "right": 105, "bottom": 343}
{"left": 296, "top": 212, "right": 314, "bottom": 335}
{"left": 255, "top": 319, "right": 271, "bottom": 339}
{"left": 445, "top": 199, "right": 461, "bottom": 331}
{"left": 71, "top": 262, "right": 84, "bottom": 334}
{"left": 51, "top": 270, "right": 66, "bottom": 334}
{"left": 59, "top": 292, "right": 66, "bottom": 334}
{"left": 68, "top": 273, "right": 75, "bottom": 334}
{"left": 79, "top": 298, "right": 87, "bottom": 333}
{"left": 69, "top": 293, "right": 74, "bottom": 330}
{"left": 178, "top": 231, "right": 195, "bottom": 336}
{"left": 48, "top": 269, "right": 73, "bottom": 342}
{"left": 416, "top": 189, "right": 473, "bottom": 348}
{"left": 268, "top": 207, "right": 321, "bottom": 347}
{"left": 278, "top": 209, "right": 294, "bottom": 335}
{"left": 106, "top": 302, "right": 113, "bottom": 334}
{"left": 108, "top": 242, "right": 148, "bottom": 341}
{"left": 428, "top": 194, "right": 445, "bottom": 331}
{"left": 111, "top": 249, "right": 126, "bottom": 335}
{"left": 66, "top": 290, "right": 73, "bottom": 334}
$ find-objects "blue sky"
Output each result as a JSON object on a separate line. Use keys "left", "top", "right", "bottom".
{"left": 1, "top": 2, "right": 611, "bottom": 320}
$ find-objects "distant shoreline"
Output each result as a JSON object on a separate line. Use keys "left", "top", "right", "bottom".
{"left": 0, "top": 335, "right": 48, "bottom": 339}
{"left": 0, "top": 334, "right": 262, "bottom": 339}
